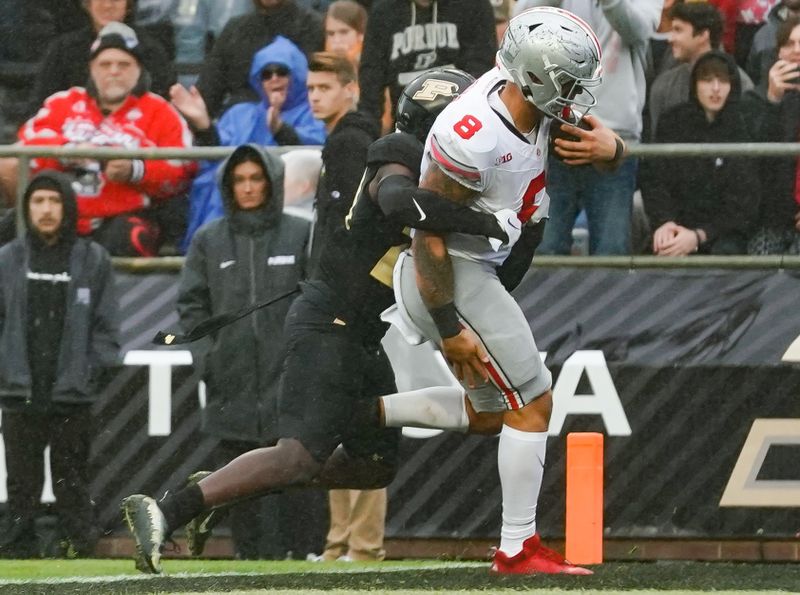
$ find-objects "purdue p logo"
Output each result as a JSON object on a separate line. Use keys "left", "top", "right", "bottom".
{"left": 412, "top": 79, "right": 460, "bottom": 101}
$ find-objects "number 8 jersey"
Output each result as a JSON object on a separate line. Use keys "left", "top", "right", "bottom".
{"left": 421, "top": 68, "right": 551, "bottom": 266}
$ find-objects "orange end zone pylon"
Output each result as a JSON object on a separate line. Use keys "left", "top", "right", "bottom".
{"left": 565, "top": 432, "right": 604, "bottom": 565}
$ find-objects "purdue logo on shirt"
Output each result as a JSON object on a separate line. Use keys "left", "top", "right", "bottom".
{"left": 412, "top": 79, "right": 460, "bottom": 102}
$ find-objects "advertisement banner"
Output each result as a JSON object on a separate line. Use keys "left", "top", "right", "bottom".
{"left": 2, "top": 267, "right": 797, "bottom": 538}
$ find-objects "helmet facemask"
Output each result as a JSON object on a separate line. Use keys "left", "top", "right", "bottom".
{"left": 498, "top": 7, "right": 603, "bottom": 126}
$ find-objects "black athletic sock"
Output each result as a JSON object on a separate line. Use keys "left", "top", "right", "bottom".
{"left": 158, "top": 483, "right": 205, "bottom": 534}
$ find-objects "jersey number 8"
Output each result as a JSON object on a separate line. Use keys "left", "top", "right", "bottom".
{"left": 453, "top": 115, "right": 482, "bottom": 140}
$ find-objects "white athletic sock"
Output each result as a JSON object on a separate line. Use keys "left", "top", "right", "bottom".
{"left": 381, "top": 386, "right": 469, "bottom": 431}
{"left": 498, "top": 425, "right": 547, "bottom": 557}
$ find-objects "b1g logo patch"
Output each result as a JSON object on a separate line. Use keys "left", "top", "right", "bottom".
{"left": 412, "top": 79, "right": 460, "bottom": 101}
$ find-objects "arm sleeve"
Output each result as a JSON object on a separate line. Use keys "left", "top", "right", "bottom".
{"left": 274, "top": 115, "right": 329, "bottom": 146}
{"left": 195, "top": 21, "right": 233, "bottom": 117}
{"left": 176, "top": 231, "right": 214, "bottom": 361}
{"left": 28, "top": 39, "right": 68, "bottom": 116}
{"left": 599, "top": 0, "right": 661, "bottom": 47}
{"left": 455, "top": 0, "right": 497, "bottom": 77}
{"left": 193, "top": 124, "right": 221, "bottom": 146}
{"left": 639, "top": 112, "right": 680, "bottom": 229}
{"left": 140, "top": 33, "right": 178, "bottom": 99}
{"left": 513, "top": 0, "right": 560, "bottom": 16}
{"left": 137, "top": 103, "right": 197, "bottom": 198}
{"left": 19, "top": 94, "right": 71, "bottom": 148}
{"left": 89, "top": 250, "right": 121, "bottom": 367}
{"left": 377, "top": 175, "right": 506, "bottom": 239}
{"left": 496, "top": 220, "right": 545, "bottom": 292}
{"left": 18, "top": 94, "right": 72, "bottom": 173}
{"left": 0, "top": 265, "right": 5, "bottom": 338}
{"left": 274, "top": 123, "right": 302, "bottom": 146}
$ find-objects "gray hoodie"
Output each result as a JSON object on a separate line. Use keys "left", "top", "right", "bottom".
{"left": 0, "top": 171, "right": 120, "bottom": 408}
{"left": 177, "top": 144, "right": 310, "bottom": 443}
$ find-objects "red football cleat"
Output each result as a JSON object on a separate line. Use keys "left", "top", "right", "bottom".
{"left": 490, "top": 534, "right": 593, "bottom": 575}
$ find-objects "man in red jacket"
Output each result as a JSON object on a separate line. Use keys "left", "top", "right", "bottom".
{"left": 0, "top": 22, "right": 195, "bottom": 256}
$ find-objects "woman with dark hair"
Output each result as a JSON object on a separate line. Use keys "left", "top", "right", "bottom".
{"left": 28, "top": 0, "right": 175, "bottom": 111}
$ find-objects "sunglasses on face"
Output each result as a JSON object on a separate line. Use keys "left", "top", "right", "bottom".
{"left": 262, "top": 65, "right": 289, "bottom": 80}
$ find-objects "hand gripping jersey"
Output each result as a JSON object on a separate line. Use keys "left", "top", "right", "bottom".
{"left": 421, "top": 68, "right": 551, "bottom": 266}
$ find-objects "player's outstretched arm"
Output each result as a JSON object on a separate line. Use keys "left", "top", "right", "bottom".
{"left": 551, "top": 114, "right": 627, "bottom": 171}
{"left": 369, "top": 162, "right": 508, "bottom": 240}
{"left": 413, "top": 163, "right": 489, "bottom": 388}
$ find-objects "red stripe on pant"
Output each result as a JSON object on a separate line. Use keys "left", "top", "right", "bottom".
{"left": 485, "top": 361, "right": 523, "bottom": 410}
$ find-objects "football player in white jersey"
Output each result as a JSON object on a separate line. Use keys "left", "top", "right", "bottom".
{"left": 379, "top": 7, "right": 626, "bottom": 575}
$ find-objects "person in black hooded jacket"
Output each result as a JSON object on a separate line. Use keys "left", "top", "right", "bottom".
{"left": 642, "top": 50, "right": 759, "bottom": 256}
{"left": 177, "top": 143, "right": 326, "bottom": 559}
{"left": 0, "top": 170, "right": 120, "bottom": 558}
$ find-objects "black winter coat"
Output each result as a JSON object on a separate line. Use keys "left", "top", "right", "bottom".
{"left": 309, "top": 110, "right": 379, "bottom": 273}
{"left": 642, "top": 51, "right": 759, "bottom": 248}
{"left": 0, "top": 239, "right": 119, "bottom": 407}
{"left": 177, "top": 144, "right": 310, "bottom": 443}
{"left": 743, "top": 88, "right": 800, "bottom": 232}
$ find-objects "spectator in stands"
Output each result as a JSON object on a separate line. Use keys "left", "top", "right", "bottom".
{"left": 357, "top": 0, "right": 496, "bottom": 130}
{"left": 324, "top": 0, "right": 367, "bottom": 64}
{"left": 178, "top": 143, "right": 323, "bottom": 559}
{"left": 643, "top": 51, "right": 757, "bottom": 256}
{"left": 29, "top": 0, "right": 176, "bottom": 111}
{"left": 134, "top": 0, "right": 179, "bottom": 60}
{"left": 0, "top": 1, "right": 85, "bottom": 142}
{"left": 650, "top": 0, "right": 682, "bottom": 80}
{"left": 747, "top": 0, "right": 800, "bottom": 84}
{"left": 649, "top": 2, "right": 754, "bottom": 135}
{"left": 195, "top": 0, "right": 324, "bottom": 118}
{"left": 306, "top": 52, "right": 377, "bottom": 270}
{"left": 745, "top": 15, "right": 800, "bottom": 254}
{"left": 300, "top": 53, "right": 383, "bottom": 560}
{"left": 0, "top": 171, "right": 119, "bottom": 558}
{"left": 492, "top": 0, "right": 512, "bottom": 43}
{"left": 0, "top": 23, "right": 196, "bottom": 256}
{"left": 317, "top": 488, "right": 386, "bottom": 561}
{"left": 172, "top": 36, "right": 326, "bottom": 248}
{"left": 519, "top": 0, "right": 660, "bottom": 256}
{"left": 173, "top": 0, "right": 255, "bottom": 86}
{"left": 711, "top": 0, "right": 780, "bottom": 68}
{"left": 282, "top": 148, "right": 322, "bottom": 216}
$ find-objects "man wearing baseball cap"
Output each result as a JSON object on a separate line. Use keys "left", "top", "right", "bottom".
{"left": 1, "top": 22, "right": 195, "bottom": 256}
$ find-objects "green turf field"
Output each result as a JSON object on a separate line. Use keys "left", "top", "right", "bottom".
{"left": 0, "top": 559, "right": 797, "bottom": 594}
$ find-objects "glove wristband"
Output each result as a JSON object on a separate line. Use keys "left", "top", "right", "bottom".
{"left": 430, "top": 302, "right": 461, "bottom": 339}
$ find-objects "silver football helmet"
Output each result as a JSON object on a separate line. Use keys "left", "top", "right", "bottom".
{"left": 497, "top": 7, "right": 602, "bottom": 124}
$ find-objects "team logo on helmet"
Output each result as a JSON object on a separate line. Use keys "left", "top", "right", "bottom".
{"left": 412, "top": 79, "right": 461, "bottom": 102}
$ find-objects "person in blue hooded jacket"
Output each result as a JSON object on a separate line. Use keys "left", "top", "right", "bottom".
{"left": 172, "top": 35, "right": 327, "bottom": 249}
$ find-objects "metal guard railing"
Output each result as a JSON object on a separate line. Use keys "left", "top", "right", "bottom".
{"left": 3, "top": 142, "right": 800, "bottom": 271}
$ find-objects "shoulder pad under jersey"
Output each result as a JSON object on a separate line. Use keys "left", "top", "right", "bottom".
{"left": 426, "top": 102, "right": 499, "bottom": 190}
{"left": 366, "top": 132, "right": 424, "bottom": 177}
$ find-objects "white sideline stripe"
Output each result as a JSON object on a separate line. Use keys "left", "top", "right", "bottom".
{"left": 0, "top": 563, "right": 486, "bottom": 586}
